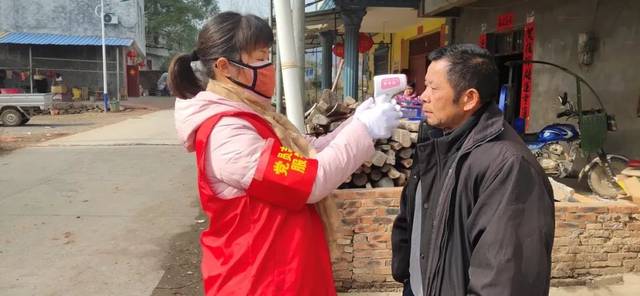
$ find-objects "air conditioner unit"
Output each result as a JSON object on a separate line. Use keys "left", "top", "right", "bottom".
{"left": 103, "top": 13, "right": 119, "bottom": 25}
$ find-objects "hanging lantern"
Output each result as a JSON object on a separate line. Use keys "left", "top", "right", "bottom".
{"left": 127, "top": 50, "right": 137, "bottom": 58}
{"left": 358, "top": 33, "right": 374, "bottom": 53}
{"left": 332, "top": 43, "right": 344, "bottom": 58}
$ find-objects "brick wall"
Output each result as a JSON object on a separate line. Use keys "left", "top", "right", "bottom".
{"left": 329, "top": 188, "right": 640, "bottom": 292}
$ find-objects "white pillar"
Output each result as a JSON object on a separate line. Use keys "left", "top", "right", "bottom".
{"left": 274, "top": 0, "right": 305, "bottom": 131}
{"left": 100, "top": 0, "right": 109, "bottom": 111}
{"left": 292, "top": 0, "right": 305, "bottom": 106}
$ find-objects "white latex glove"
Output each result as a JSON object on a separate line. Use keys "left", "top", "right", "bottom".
{"left": 354, "top": 97, "right": 375, "bottom": 118}
{"left": 355, "top": 101, "right": 403, "bottom": 139}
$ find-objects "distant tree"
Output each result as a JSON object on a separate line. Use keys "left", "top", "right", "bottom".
{"left": 145, "top": 0, "right": 219, "bottom": 54}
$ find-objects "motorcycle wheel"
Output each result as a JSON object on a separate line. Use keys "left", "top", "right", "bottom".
{"left": 587, "top": 157, "right": 627, "bottom": 199}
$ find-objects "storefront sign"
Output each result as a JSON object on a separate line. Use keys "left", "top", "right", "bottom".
{"left": 519, "top": 17, "right": 535, "bottom": 129}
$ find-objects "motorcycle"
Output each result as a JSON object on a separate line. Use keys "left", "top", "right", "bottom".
{"left": 505, "top": 60, "right": 628, "bottom": 199}
{"left": 523, "top": 92, "right": 627, "bottom": 198}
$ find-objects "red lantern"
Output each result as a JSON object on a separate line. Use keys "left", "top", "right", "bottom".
{"left": 332, "top": 43, "right": 344, "bottom": 58}
{"left": 358, "top": 33, "right": 374, "bottom": 53}
{"left": 127, "top": 50, "right": 137, "bottom": 58}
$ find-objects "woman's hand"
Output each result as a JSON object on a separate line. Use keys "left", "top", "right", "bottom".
{"left": 355, "top": 100, "right": 402, "bottom": 139}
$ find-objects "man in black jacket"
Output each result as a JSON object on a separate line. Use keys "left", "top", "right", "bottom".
{"left": 391, "top": 44, "right": 555, "bottom": 296}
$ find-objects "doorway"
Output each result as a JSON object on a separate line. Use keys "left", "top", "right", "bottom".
{"left": 408, "top": 32, "right": 441, "bottom": 94}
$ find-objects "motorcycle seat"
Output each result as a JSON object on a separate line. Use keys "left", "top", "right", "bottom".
{"left": 628, "top": 159, "right": 640, "bottom": 168}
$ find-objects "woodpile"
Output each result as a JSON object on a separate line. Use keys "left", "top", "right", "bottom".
{"left": 305, "top": 90, "right": 420, "bottom": 188}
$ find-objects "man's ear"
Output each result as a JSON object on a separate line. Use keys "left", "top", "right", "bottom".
{"left": 460, "top": 88, "right": 482, "bottom": 112}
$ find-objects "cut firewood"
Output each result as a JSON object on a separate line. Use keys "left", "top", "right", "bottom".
{"left": 327, "top": 103, "right": 351, "bottom": 117}
{"left": 370, "top": 169, "right": 383, "bottom": 181}
{"left": 386, "top": 150, "right": 396, "bottom": 165}
{"left": 387, "top": 167, "right": 402, "bottom": 179}
{"left": 365, "top": 182, "right": 373, "bottom": 189}
{"left": 381, "top": 164, "right": 392, "bottom": 173}
{"left": 362, "top": 166, "right": 372, "bottom": 174}
{"left": 395, "top": 173, "right": 407, "bottom": 186}
{"left": 400, "top": 120, "right": 421, "bottom": 132}
{"left": 399, "top": 148, "right": 413, "bottom": 159}
{"left": 344, "top": 96, "right": 357, "bottom": 107}
{"left": 379, "top": 144, "right": 391, "bottom": 151}
{"left": 400, "top": 158, "right": 414, "bottom": 168}
{"left": 371, "top": 151, "right": 388, "bottom": 167}
{"left": 389, "top": 141, "right": 403, "bottom": 151}
{"left": 329, "top": 121, "right": 342, "bottom": 132}
{"left": 354, "top": 167, "right": 363, "bottom": 174}
{"left": 392, "top": 129, "right": 412, "bottom": 148}
{"left": 410, "top": 132, "right": 418, "bottom": 144}
{"left": 377, "top": 139, "right": 389, "bottom": 144}
{"left": 345, "top": 175, "right": 352, "bottom": 183}
{"left": 312, "top": 113, "right": 330, "bottom": 125}
{"left": 352, "top": 173, "right": 368, "bottom": 186}
{"left": 375, "top": 177, "right": 395, "bottom": 188}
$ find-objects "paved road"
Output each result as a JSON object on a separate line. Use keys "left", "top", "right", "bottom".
{"left": 0, "top": 110, "right": 199, "bottom": 295}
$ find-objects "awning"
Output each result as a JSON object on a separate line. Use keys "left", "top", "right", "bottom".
{"left": 0, "top": 32, "right": 134, "bottom": 47}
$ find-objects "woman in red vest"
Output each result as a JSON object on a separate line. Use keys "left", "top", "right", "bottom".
{"left": 170, "top": 12, "right": 401, "bottom": 295}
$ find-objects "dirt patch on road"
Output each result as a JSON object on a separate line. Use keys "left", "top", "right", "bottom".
{"left": 152, "top": 213, "right": 205, "bottom": 296}
{"left": 0, "top": 109, "right": 151, "bottom": 153}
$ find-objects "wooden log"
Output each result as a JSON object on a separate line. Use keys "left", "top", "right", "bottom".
{"left": 381, "top": 164, "right": 392, "bottom": 173}
{"left": 392, "top": 129, "right": 412, "bottom": 147}
{"left": 352, "top": 173, "right": 368, "bottom": 186}
{"left": 329, "top": 121, "right": 342, "bottom": 132}
{"left": 362, "top": 166, "right": 372, "bottom": 174}
{"left": 363, "top": 160, "right": 373, "bottom": 167}
{"left": 354, "top": 167, "right": 363, "bottom": 174}
{"left": 399, "top": 148, "right": 413, "bottom": 159}
{"left": 345, "top": 175, "right": 352, "bottom": 183}
{"left": 387, "top": 166, "right": 402, "bottom": 179}
{"left": 375, "top": 177, "right": 395, "bottom": 188}
{"left": 319, "top": 89, "right": 336, "bottom": 105}
{"left": 365, "top": 182, "right": 373, "bottom": 189}
{"left": 312, "top": 113, "right": 330, "bottom": 125}
{"left": 389, "top": 141, "right": 403, "bottom": 150}
{"left": 410, "top": 132, "right": 418, "bottom": 144}
{"left": 400, "top": 120, "right": 421, "bottom": 132}
{"left": 327, "top": 103, "right": 352, "bottom": 117}
{"left": 395, "top": 173, "right": 407, "bottom": 187}
{"left": 379, "top": 144, "right": 391, "bottom": 151}
{"left": 370, "top": 169, "right": 383, "bottom": 181}
{"left": 402, "top": 169, "right": 412, "bottom": 178}
{"left": 386, "top": 150, "right": 396, "bottom": 165}
{"left": 371, "top": 151, "right": 388, "bottom": 167}
{"left": 316, "top": 100, "right": 331, "bottom": 114}
{"left": 344, "top": 96, "right": 357, "bottom": 107}
{"left": 400, "top": 158, "right": 414, "bottom": 168}
{"left": 377, "top": 139, "right": 389, "bottom": 144}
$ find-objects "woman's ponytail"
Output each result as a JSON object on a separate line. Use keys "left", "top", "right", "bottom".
{"left": 168, "top": 53, "right": 203, "bottom": 99}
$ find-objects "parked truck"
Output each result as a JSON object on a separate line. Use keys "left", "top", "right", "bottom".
{"left": 0, "top": 93, "right": 53, "bottom": 126}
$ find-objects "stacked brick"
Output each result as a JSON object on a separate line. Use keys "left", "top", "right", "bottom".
{"left": 329, "top": 188, "right": 640, "bottom": 292}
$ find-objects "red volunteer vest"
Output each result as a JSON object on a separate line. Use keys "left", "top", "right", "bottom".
{"left": 194, "top": 111, "right": 336, "bottom": 296}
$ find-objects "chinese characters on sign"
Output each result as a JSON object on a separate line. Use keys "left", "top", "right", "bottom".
{"left": 519, "top": 20, "right": 536, "bottom": 129}
{"left": 497, "top": 12, "right": 514, "bottom": 32}
{"left": 273, "top": 146, "right": 307, "bottom": 176}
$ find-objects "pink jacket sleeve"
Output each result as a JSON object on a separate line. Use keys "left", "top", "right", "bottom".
{"left": 206, "top": 117, "right": 374, "bottom": 203}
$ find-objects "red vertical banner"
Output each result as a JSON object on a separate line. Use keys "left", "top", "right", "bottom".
{"left": 479, "top": 33, "right": 487, "bottom": 48}
{"left": 519, "top": 18, "right": 535, "bottom": 128}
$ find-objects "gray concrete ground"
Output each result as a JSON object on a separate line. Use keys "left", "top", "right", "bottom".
{"left": 0, "top": 110, "right": 199, "bottom": 295}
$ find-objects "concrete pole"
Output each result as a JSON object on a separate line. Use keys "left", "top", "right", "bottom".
{"left": 319, "top": 31, "right": 334, "bottom": 90}
{"left": 28, "top": 46, "right": 33, "bottom": 93}
{"left": 292, "top": 0, "right": 305, "bottom": 107}
{"left": 341, "top": 8, "right": 366, "bottom": 101}
{"left": 274, "top": 0, "right": 305, "bottom": 131}
{"left": 100, "top": 0, "right": 109, "bottom": 112}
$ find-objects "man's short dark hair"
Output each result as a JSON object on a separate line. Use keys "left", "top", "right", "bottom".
{"left": 428, "top": 44, "right": 499, "bottom": 104}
